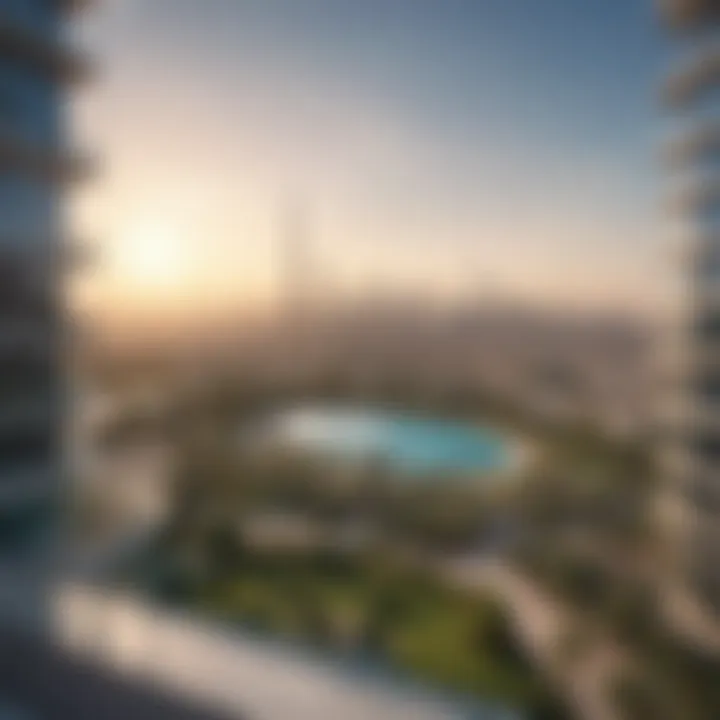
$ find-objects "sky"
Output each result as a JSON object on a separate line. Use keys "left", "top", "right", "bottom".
{"left": 72, "top": 0, "right": 673, "bottom": 328}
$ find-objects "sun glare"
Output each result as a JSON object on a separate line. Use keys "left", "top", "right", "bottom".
{"left": 111, "top": 220, "right": 190, "bottom": 288}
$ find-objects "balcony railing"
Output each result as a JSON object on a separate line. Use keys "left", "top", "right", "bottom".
{"left": 64, "top": 239, "right": 96, "bottom": 272}
{"left": 0, "top": 14, "right": 91, "bottom": 84}
{"left": 0, "top": 420, "right": 52, "bottom": 456}
{"left": 661, "top": 0, "right": 720, "bottom": 31}
{"left": 668, "top": 173, "right": 720, "bottom": 213}
{"left": 0, "top": 126, "right": 93, "bottom": 183}
{"left": 0, "top": 393, "right": 53, "bottom": 429}
{"left": 665, "top": 123, "right": 720, "bottom": 166}
{"left": 664, "top": 47, "right": 720, "bottom": 107}
{"left": 686, "top": 474, "right": 720, "bottom": 514}
{"left": 0, "top": 248, "right": 54, "bottom": 316}
{"left": 0, "top": 465, "right": 52, "bottom": 509}
{"left": 56, "top": 0, "right": 93, "bottom": 14}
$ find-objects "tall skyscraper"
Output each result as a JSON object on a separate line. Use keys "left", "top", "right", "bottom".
{"left": 662, "top": 0, "right": 720, "bottom": 612}
{"left": 0, "top": 0, "right": 90, "bottom": 628}
{"left": 278, "top": 202, "right": 317, "bottom": 327}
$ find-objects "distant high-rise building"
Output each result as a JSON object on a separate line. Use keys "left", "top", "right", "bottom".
{"left": 0, "top": 0, "right": 90, "bottom": 628}
{"left": 278, "top": 202, "right": 317, "bottom": 326}
{"left": 662, "top": 0, "right": 720, "bottom": 611}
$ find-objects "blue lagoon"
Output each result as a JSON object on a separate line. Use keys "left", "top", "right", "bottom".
{"left": 267, "top": 406, "right": 512, "bottom": 477}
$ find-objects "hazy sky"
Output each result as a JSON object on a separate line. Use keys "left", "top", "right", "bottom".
{"left": 73, "top": 0, "right": 672, "bottom": 325}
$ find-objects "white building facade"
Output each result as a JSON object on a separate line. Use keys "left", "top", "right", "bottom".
{"left": 663, "top": 0, "right": 720, "bottom": 612}
{"left": 0, "top": 0, "right": 88, "bottom": 628}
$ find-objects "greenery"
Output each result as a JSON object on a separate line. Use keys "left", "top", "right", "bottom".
{"left": 102, "top": 366, "right": 661, "bottom": 720}
{"left": 108, "top": 376, "right": 577, "bottom": 716}
{"left": 158, "top": 421, "right": 504, "bottom": 556}
{"left": 609, "top": 603, "right": 720, "bottom": 720}
{"left": 134, "top": 542, "right": 568, "bottom": 719}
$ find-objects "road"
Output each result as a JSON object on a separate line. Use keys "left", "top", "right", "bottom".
{"left": 440, "top": 557, "right": 626, "bottom": 720}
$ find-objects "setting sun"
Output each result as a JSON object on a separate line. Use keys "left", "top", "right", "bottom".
{"left": 110, "top": 220, "right": 191, "bottom": 288}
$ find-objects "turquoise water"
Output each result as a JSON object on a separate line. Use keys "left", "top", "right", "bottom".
{"left": 270, "top": 406, "right": 509, "bottom": 475}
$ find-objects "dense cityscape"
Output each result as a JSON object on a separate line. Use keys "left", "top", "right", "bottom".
{"left": 3, "top": 1, "right": 720, "bottom": 720}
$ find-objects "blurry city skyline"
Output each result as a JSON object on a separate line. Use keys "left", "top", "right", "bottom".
{"left": 71, "top": 0, "right": 671, "bottom": 334}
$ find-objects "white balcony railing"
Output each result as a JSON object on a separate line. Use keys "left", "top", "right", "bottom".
{"left": 55, "top": 584, "right": 513, "bottom": 720}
